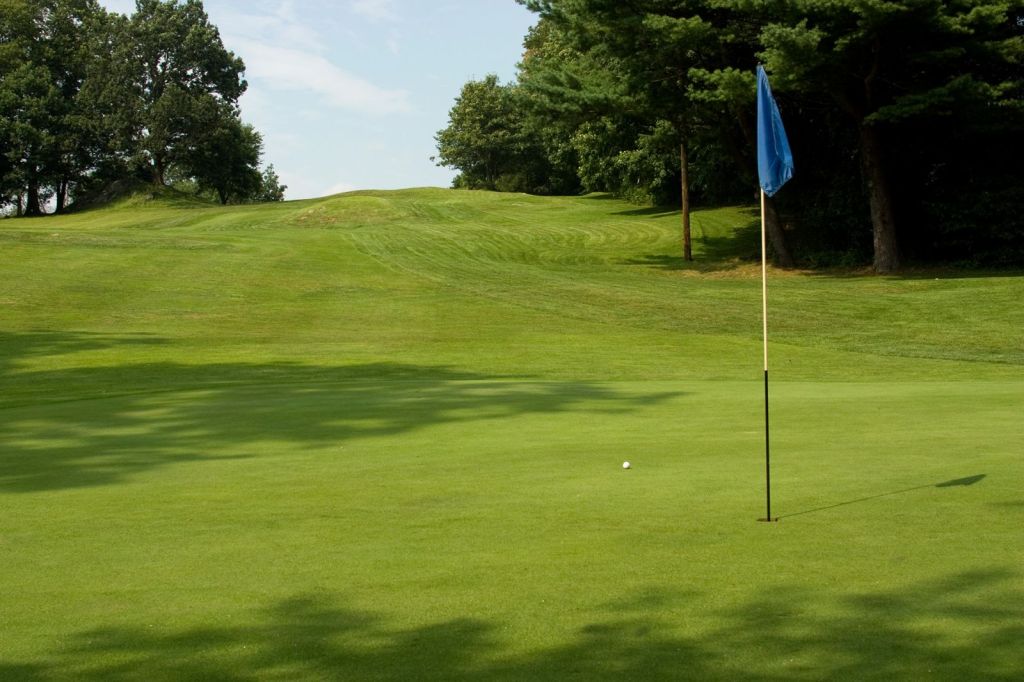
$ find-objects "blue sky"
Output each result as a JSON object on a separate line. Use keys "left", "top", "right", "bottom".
{"left": 96, "top": 0, "right": 538, "bottom": 199}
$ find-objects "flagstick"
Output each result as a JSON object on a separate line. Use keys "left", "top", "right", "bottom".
{"left": 759, "top": 189, "right": 777, "bottom": 522}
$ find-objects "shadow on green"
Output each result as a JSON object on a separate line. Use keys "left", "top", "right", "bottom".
{"left": 621, "top": 213, "right": 761, "bottom": 272}
{"left": 2, "top": 569, "right": 1021, "bottom": 680}
{"left": 0, "top": 330, "right": 167, "bottom": 375}
{"left": 0, "top": 332, "right": 683, "bottom": 493}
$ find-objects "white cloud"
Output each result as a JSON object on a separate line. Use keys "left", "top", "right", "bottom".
{"left": 233, "top": 38, "right": 411, "bottom": 115}
{"left": 273, "top": 0, "right": 297, "bottom": 22}
{"left": 217, "top": 5, "right": 326, "bottom": 53}
{"left": 351, "top": 0, "right": 400, "bottom": 22}
{"left": 325, "top": 181, "right": 358, "bottom": 195}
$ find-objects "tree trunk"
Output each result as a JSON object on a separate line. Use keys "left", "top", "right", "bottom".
{"left": 25, "top": 178, "right": 42, "bottom": 216}
{"left": 680, "top": 141, "right": 692, "bottom": 261}
{"left": 153, "top": 156, "right": 166, "bottom": 186}
{"left": 763, "top": 195, "right": 795, "bottom": 268}
{"left": 55, "top": 178, "right": 68, "bottom": 214}
{"left": 859, "top": 125, "right": 900, "bottom": 273}
{"left": 16, "top": 192, "right": 24, "bottom": 217}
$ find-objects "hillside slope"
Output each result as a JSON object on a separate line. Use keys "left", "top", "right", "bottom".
{"left": 2, "top": 188, "right": 1021, "bottom": 407}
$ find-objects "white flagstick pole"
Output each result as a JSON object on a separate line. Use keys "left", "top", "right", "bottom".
{"left": 760, "top": 189, "right": 774, "bottom": 522}
{"left": 761, "top": 190, "right": 769, "bottom": 374}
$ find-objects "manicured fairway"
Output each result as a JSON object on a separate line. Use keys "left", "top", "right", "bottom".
{"left": 2, "top": 189, "right": 1022, "bottom": 679}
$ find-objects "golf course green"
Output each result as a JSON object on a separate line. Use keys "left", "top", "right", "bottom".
{"left": 2, "top": 188, "right": 1022, "bottom": 679}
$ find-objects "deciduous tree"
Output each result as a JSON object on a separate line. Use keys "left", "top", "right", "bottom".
{"left": 0, "top": 0, "right": 104, "bottom": 214}
{"left": 185, "top": 104, "right": 261, "bottom": 205}
{"left": 83, "top": 0, "right": 246, "bottom": 187}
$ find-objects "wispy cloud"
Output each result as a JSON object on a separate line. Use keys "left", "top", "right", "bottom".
{"left": 214, "top": 2, "right": 409, "bottom": 115}
{"left": 351, "top": 0, "right": 401, "bottom": 22}
{"left": 325, "top": 181, "right": 359, "bottom": 195}
{"left": 217, "top": 3, "right": 327, "bottom": 53}
{"left": 233, "top": 38, "right": 411, "bottom": 114}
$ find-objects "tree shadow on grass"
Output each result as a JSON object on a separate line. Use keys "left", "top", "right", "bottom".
{"left": 622, "top": 219, "right": 762, "bottom": 274}
{"left": 804, "top": 266, "right": 1024, "bottom": 281}
{"left": 613, "top": 205, "right": 680, "bottom": 217}
{"left": 0, "top": 333, "right": 683, "bottom": 494}
{"left": 4, "top": 569, "right": 1022, "bottom": 680}
{"left": 0, "top": 330, "right": 167, "bottom": 375}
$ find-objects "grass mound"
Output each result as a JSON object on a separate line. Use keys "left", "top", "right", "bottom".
{"left": 66, "top": 178, "right": 216, "bottom": 213}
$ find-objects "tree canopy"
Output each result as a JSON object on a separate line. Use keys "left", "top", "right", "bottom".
{"left": 434, "top": 73, "right": 579, "bottom": 195}
{"left": 1, "top": 0, "right": 284, "bottom": 214}
{"left": 435, "top": 0, "right": 1024, "bottom": 271}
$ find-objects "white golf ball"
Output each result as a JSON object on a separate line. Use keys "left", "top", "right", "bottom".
{"left": 622, "top": 461, "right": 631, "bottom": 469}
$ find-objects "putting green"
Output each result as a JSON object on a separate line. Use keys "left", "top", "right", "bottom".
{"left": 1, "top": 189, "right": 1021, "bottom": 679}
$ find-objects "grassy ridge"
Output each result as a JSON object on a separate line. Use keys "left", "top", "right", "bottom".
{"left": 1, "top": 189, "right": 1022, "bottom": 679}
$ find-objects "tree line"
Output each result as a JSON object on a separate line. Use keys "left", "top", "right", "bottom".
{"left": 435, "top": 1, "right": 1024, "bottom": 272}
{"left": 1, "top": 0, "right": 285, "bottom": 216}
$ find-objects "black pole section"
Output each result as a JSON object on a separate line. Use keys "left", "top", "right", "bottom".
{"left": 759, "top": 369, "right": 778, "bottom": 522}
{"left": 764, "top": 369, "right": 771, "bottom": 519}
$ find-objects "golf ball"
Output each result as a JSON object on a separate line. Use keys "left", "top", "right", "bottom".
{"left": 622, "top": 461, "right": 631, "bottom": 469}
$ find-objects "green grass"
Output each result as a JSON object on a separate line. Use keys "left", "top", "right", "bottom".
{"left": 1, "top": 188, "right": 1022, "bottom": 680}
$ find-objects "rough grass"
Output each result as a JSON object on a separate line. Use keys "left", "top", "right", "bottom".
{"left": 1, "top": 188, "right": 1022, "bottom": 680}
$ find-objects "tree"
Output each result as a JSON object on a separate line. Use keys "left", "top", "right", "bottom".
{"left": 2, "top": 0, "right": 280, "bottom": 213}
{"left": 185, "top": 104, "right": 261, "bottom": 205}
{"left": 83, "top": 0, "right": 246, "bottom": 186}
{"left": 39, "top": 0, "right": 106, "bottom": 212}
{"left": 519, "top": 1, "right": 764, "bottom": 262}
{"left": 759, "top": 0, "right": 1024, "bottom": 273}
{"left": 253, "top": 164, "right": 286, "bottom": 203}
{"left": 434, "top": 75, "right": 512, "bottom": 189}
{"left": 517, "top": 18, "right": 650, "bottom": 200}
{"left": 518, "top": 0, "right": 1024, "bottom": 269}
{"left": 434, "top": 74, "right": 554, "bottom": 193}
{"left": 0, "top": 0, "right": 105, "bottom": 215}
{"left": 0, "top": 61, "right": 51, "bottom": 215}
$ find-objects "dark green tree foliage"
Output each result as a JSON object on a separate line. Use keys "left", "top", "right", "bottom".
{"left": 513, "top": 3, "right": 783, "bottom": 261}
{"left": 83, "top": 0, "right": 246, "bottom": 186}
{"left": 41, "top": 0, "right": 105, "bottom": 212}
{"left": 434, "top": 74, "right": 575, "bottom": 194}
{"left": 435, "top": 75, "right": 520, "bottom": 191}
{"left": 878, "top": 4, "right": 1024, "bottom": 266}
{"left": 254, "top": 163, "right": 287, "bottom": 203}
{"left": 1, "top": 61, "right": 57, "bottom": 215}
{"left": 518, "top": 19, "right": 665, "bottom": 201}
{"left": 2, "top": 0, "right": 282, "bottom": 214}
{"left": 0, "top": 0, "right": 103, "bottom": 215}
{"left": 760, "top": 0, "right": 1024, "bottom": 270}
{"left": 440, "top": 0, "right": 1024, "bottom": 269}
{"left": 185, "top": 108, "right": 261, "bottom": 205}
{"left": 1, "top": 0, "right": 46, "bottom": 214}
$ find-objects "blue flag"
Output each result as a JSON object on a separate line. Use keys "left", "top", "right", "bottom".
{"left": 756, "top": 65, "right": 793, "bottom": 197}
